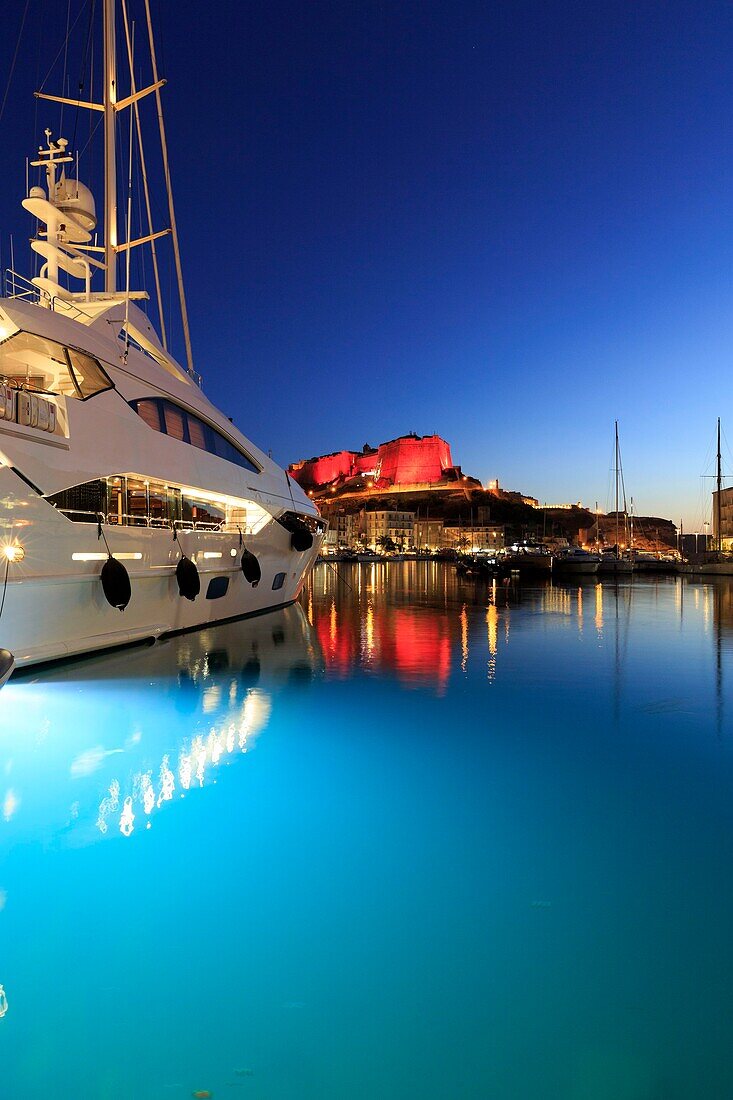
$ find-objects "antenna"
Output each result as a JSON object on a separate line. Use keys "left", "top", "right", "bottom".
{"left": 103, "top": 0, "right": 117, "bottom": 292}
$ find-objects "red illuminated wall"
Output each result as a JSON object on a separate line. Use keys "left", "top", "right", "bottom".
{"left": 289, "top": 434, "right": 453, "bottom": 490}
{"left": 374, "top": 435, "right": 452, "bottom": 487}
{"left": 290, "top": 450, "right": 359, "bottom": 490}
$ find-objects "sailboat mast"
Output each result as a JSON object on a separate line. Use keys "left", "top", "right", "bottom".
{"left": 713, "top": 415, "right": 717, "bottom": 554}
{"left": 103, "top": 0, "right": 117, "bottom": 293}
{"left": 615, "top": 420, "right": 619, "bottom": 558}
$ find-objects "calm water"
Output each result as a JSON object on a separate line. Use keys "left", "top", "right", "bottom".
{"left": 1, "top": 563, "right": 733, "bottom": 1099}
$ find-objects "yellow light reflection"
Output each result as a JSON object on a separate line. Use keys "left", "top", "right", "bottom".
{"left": 365, "top": 600, "right": 374, "bottom": 661}
{"left": 595, "top": 583, "right": 603, "bottom": 634}
{"left": 460, "top": 605, "right": 468, "bottom": 672}
{"left": 487, "top": 603, "right": 498, "bottom": 681}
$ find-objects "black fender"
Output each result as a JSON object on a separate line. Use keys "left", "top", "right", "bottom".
{"left": 176, "top": 555, "right": 201, "bottom": 601}
{"left": 101, "top": 556, "right": 131, "bottom": 611}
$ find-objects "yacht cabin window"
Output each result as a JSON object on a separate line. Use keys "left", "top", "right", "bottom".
{"left": 46, "top": 476, "right": 226, "bottom": 530}
{"left": 0, "top": 332, "right": 112, "bottom": 399}
{"left": 131, "top": 397, "right": 260, "bottom": 474}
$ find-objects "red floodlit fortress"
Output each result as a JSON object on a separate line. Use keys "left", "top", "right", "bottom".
{"left": 289, "top": 433, "right": 479, "bottom": 495}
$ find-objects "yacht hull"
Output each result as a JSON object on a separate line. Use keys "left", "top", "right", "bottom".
{"left": 0, "top": 468, "right": 322, "bottom": 667}
{"left": 597, "top": 559, "right": 633, "bottom": 574}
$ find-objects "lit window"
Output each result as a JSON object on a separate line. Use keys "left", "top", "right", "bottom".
{"left": 0, "top": 332, "right": 112, "bottom": 400}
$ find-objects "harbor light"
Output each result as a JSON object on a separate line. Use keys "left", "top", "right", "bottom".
{"left": 2, "top": 543, "right": 25, "bottom": 563}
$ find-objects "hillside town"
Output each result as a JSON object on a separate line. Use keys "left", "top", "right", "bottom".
{"left": 288, "top": 432, "right": 680, "bottom": 555}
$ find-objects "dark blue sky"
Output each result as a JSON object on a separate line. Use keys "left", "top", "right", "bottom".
{"left": 2, "top": 1, "right": 731, "bottom": 525}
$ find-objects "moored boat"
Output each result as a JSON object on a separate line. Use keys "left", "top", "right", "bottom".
{"left": 597, "top": 551, "right": 634, "bottom": 575}
{"left": 597, "top": 422, "right": 634, "bottom": 574}
{"left": 632, "top": 553, "right": 679, "bottom": 574}
{"left": 500, "top": 542, "right": 553, "bottom": 576}
{"left": 0, "top": 1, "right": 325, "bottom": 668}
{"left": 553, "top": 548, "right": 601, "bottom": 575}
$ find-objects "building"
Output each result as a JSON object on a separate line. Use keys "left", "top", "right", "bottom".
{"left": 413, "top": 518, "right": 444, "bottom": 549}
{"left": 288, "top": 433, "right": 477, "bottom": 494}
{"left": 441, "top": 523, "right": 505, "bottom": 552}
{"left": 364, "top": 510, "right": 415, "bottom": 549}
{"left": 681, "top": 532, "right": 713, "bottom": 557}
{"left": 323, "top": 512, "right": 356, "bottom": 550}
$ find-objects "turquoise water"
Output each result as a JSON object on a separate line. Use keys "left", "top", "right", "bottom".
{"left": 1, "top": 563, "right": 733, "bottom": 1098}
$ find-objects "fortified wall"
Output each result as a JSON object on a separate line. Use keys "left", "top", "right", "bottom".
{"left": 289, "top": 433, "right": 456, "bottom": 492}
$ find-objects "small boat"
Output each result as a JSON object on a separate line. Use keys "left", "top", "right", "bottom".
{"left": 553, "top": 548, "right": 601, "bottom": 575}
{"left": 0, "top": 649, "right": 14, "bottom": 688}
{"left": 455, "top": 554, "right": 498, "bottom": 579}
{"left": 597, "top": 550, "right": 633, "bottom": 575}
{"left": 500, "top": 542, "right": 553, "bottom": 576}
{"left": 632, "top": 552, "right": 679, "bottom": 575}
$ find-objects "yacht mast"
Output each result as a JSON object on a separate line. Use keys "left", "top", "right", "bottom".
{"left": 144, "top": 0, "right": 194, "bottom": 377}
{"left": 104, "top": 0, "right": 118, "bottom": 292}
{"left": 615, "top": 420, "right": 619, "bottom": 559}
{"left": 713, "top": 415, "right": 717, "bottom": 554}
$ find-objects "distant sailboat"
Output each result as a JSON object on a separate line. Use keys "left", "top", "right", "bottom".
{"left": 681, "top": 417, "right": 733, "bottom": 575}
{"left": 598, "top": 421, "right": 633, "bottom": 574}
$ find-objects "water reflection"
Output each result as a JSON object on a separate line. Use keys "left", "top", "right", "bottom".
{"left": 0, "top": 604, "right": 322, "bottom": 845}
{"left": 308, "top": 561, "right": 524, "bottom": 691}
{"left": 2, "top": 567, "right": 733, "bottom": 1096}
{"left": 307, "top": 565, "right": 733, "bottom": 715}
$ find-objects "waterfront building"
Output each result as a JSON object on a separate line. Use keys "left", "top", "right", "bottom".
{"left": 441, "top": 523, "right": 505, "bottom": 552}
{"left": 364, "top": 510, "right": 415, "bottom": 550}
{"left": 323, "top": 512, "right": 356, "bottom": 550}
{"left": 413, "top": 518, "right": 444, "bottom": 549}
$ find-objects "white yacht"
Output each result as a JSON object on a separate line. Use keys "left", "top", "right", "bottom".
{"left": 553, "top": 547, "right": 601, "bottom": 575}
{"left": 0, "top": 1, "right": 324, "bottom": 670}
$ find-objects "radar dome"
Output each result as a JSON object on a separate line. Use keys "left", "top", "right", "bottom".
{"left": 54, "top": 178, "right": 97, "bottom": 232}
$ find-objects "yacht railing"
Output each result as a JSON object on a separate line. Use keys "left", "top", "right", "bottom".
{"left": 4, "top": 269, "right": 203, "bottom": 388}
{"left": 4, "top": 268, "right": 92, "bottom": 323}
{"left": 4, "top": 268, "right": 44, "bottom": 304}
